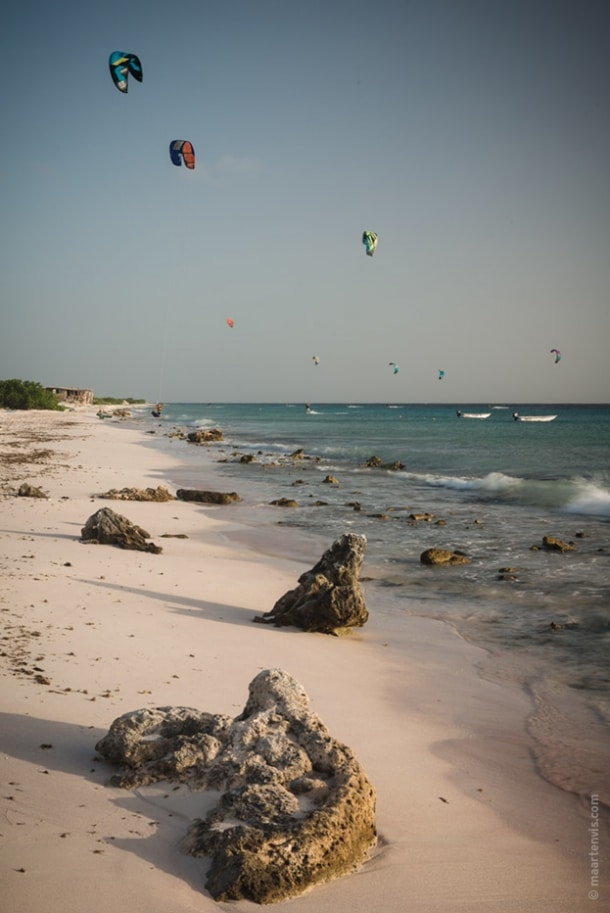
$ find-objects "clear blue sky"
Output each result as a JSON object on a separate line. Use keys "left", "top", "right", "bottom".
{"left": 1, "top": 0, "right": 608, "bottom": 403}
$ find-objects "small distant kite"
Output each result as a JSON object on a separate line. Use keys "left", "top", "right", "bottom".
{"left": 226, "top": 318, "right": 235, "bottom": 329}
{"left": 109, "top": 52, "right": 142, "bottom": 93}
{"left": 362, "top": 231, "right": 378, "bottom": 257}
{"left": 312, "top": 355, "right": 320, "bottom": 365}
{"left": 550, "top": 348, "right": 561, "bottom": 363}
{"left": 389, "top": 362, "right": 399, "bottom": 374}
{"left": 170, "top": 140, "right": 196, "bottom": 169}
{"left": 438, "top": 369, "right": 445, "bottom": 380}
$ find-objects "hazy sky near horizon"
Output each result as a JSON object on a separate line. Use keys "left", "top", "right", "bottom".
{"left": 1, "top": 0, "right": 608, "bottom": 403}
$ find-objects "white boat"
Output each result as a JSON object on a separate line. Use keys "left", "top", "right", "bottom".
{"left": 456, "top": 410, "right": 491, "bottom": 419}
{"left": 512, "top": 412, "right": 557, "bottom": 423}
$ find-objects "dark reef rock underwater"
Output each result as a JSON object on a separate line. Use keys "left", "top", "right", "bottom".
{"left": 254, "top": 532, "right": 369, "bottom": 634}
{"left": 95, "top": 668, "right": 377, "bottom": 904}
{"left": 80, "top": 506, "right": 162, "bottom": 553}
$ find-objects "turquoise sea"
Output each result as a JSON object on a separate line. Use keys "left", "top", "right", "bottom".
{"left": 142, "top": 402, "right": 610, "bottom": 800}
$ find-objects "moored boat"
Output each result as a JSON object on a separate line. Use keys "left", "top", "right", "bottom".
{"left": 456, "top": 410, "right": 491, "bottom": 419}
{"left": 512, "top": 412, "right": 557, "bottom": 422}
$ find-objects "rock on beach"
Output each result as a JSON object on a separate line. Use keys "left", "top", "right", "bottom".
{"left": 95, "top": 668, "right": 377, "bottom": 904}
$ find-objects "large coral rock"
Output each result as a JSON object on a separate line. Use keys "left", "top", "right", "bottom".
{"left": 95, "top": 668, "right": 376, "bottom": 904}
{"left": 254, "top": 533, "right": 369, "bottom": 634}
{"left": 80, "top": 506, "right": 162, "bottom": 553}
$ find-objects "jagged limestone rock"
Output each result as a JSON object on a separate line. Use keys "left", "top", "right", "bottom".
{"left": 95, "top": 669, "right": 377, "bottom": 904}
{"left": 254, "top": 533, "right": 369, "bottom": 634}
{"left": 80, "top": 506, "right": 162, "bottom": 553}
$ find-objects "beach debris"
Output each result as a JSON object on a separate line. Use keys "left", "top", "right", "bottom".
{"left": 186, "top": 428, "right": 224, "bottom": 443}
{"left": 108, "top": 51, "right": 142, "bottom": 93}
{"left": 176, "top": 488, "right": 240, "bottom": 504}
{"left": 409, "top": 512, "right": 435, "bottom": 522}
{"left": 170, "top": 139, "right": 196, "bottom": 169}
{"left": 95, "top": 668, "right": 377, "bottom": 904}
{"left": 17, "top": 483, "right": 48, "bottom": 498}
{"left": 254, "top": 533, "right": 369, "bottom": 634}
{"left": 420, "top": 547, "right": 471, "bottom": 566}
{"left": 98, "top": 486, "right": 175, "bottom": 502}
{"left": 80, "top": 507, "right": 162, "bottom": 553}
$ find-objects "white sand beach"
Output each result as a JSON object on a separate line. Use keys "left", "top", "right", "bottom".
{"left": 0, "top": 407, "right": 605, "bottom": 912}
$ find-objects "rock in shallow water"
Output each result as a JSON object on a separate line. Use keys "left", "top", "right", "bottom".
{"left": 95, "top": 668, "right": 377, "bottom": 904}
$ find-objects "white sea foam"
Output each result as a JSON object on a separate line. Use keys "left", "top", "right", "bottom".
{"left": 564, "top": 480, "right": 610, "bottom": 517}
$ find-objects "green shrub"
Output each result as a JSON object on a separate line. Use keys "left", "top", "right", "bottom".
{"left": 0, "top": 379, "right": 60, "bottom": 411}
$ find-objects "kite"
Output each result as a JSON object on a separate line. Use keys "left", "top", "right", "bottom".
{"left": 312, "top": 356, "right": 320, "bottom": 365}
{"left": 550, "top": 348, "right": 561, "bottom": 363}
{"left": 438, "top": 369, "right": 445, "bottom": 380}
{"left": 362, "top": 231, "right": 378, "bottom": 257}
{"left": 109, "top": 52, "right": 142, "bottom": 93}
{"left": 389, "top": 362, "right": 399, "bottom": 374}
{"left": 170, "top": 140, "right": 196, "bottom": 169}
{"left": 226, "top": 318, "right": 235, "bottom": 328}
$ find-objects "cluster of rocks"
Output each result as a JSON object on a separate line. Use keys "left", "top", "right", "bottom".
{"left": 364, "top": 455, "right": 405, "bottom": 471}
{"left": 98, "top": 485, "right": 175, "bottom": 502}
{"left": 187, "top": 428, "right": 224, "bottom": 444}
{"left": 95, "top": 668, "right": 377, "bottom": 904}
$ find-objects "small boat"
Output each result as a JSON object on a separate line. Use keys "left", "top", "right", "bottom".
{"left": 456, "top": 410, "right": 491, "bottom": 419}
{"left": 512, "top": 412, "right": 557, "bottom": 422}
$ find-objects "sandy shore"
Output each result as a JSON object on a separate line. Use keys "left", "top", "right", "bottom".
{"left": 1, "top": 407, "right": 606, "bottom": 912}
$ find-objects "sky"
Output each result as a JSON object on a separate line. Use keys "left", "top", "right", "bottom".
{"left": 1, "top": 0, "right": 609, "bottom": 403}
